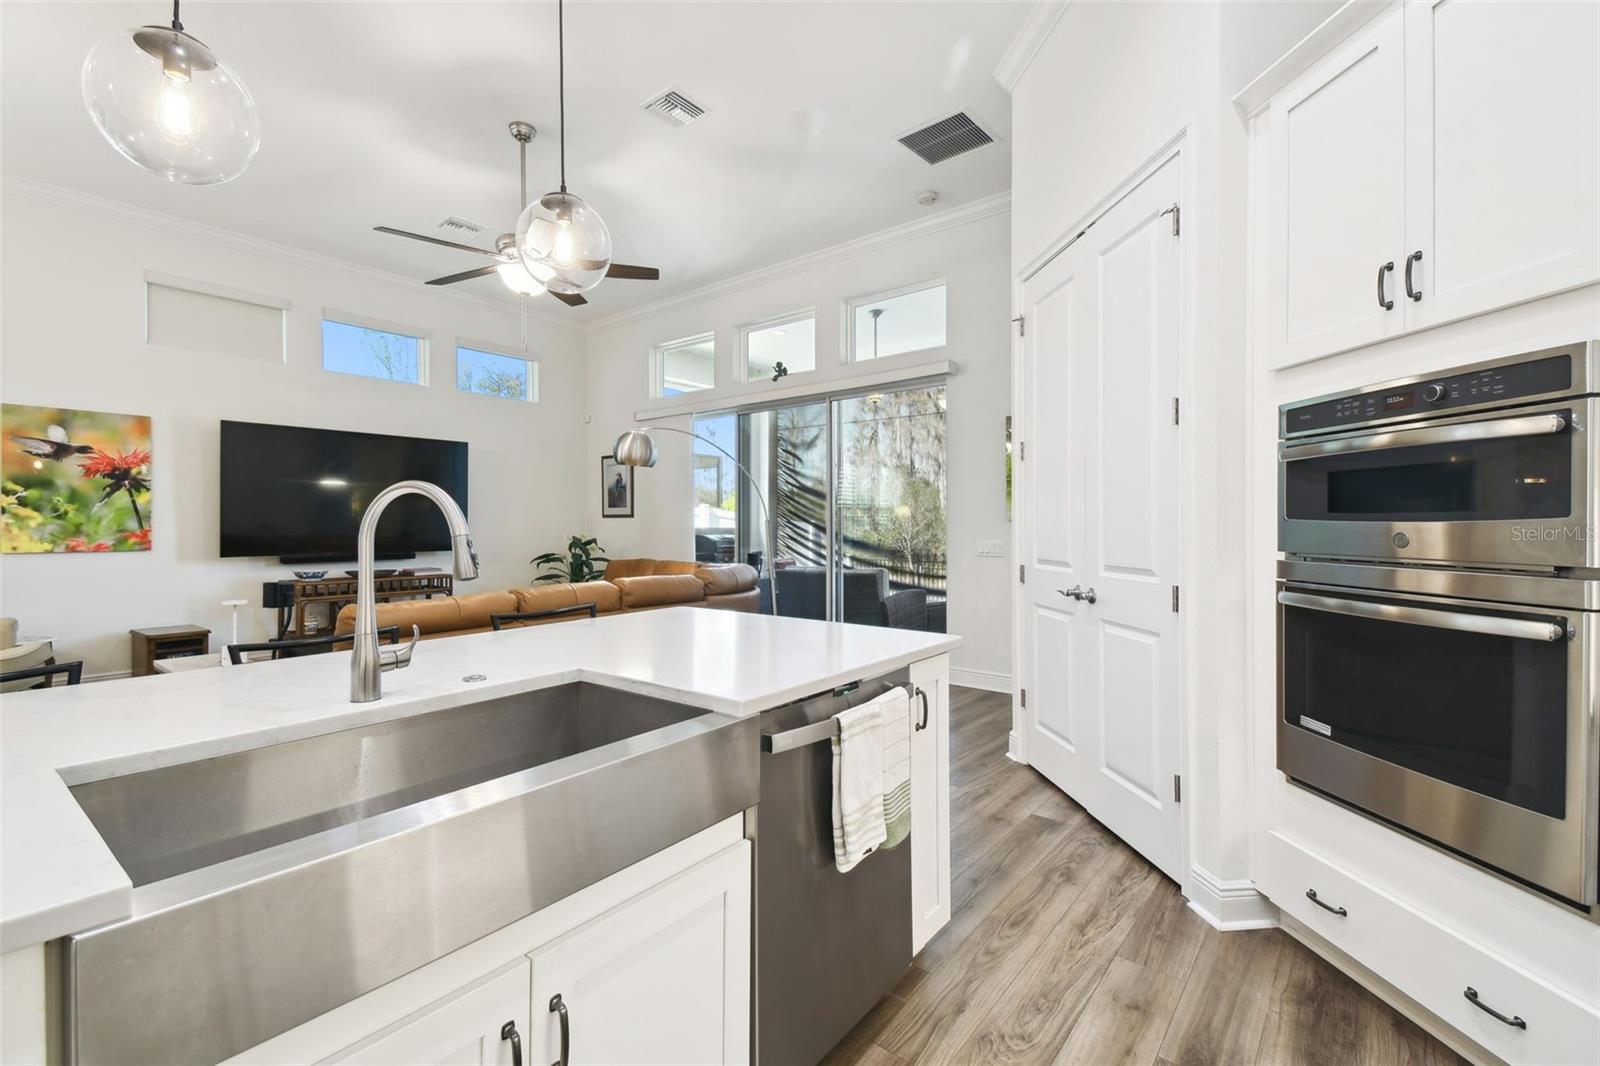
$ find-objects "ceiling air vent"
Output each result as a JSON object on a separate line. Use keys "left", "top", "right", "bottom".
{"left": 641, "top": 88, "right": 707, "bottom": 128}
{"left": 434, "top": 216, "right": 486, "bottom": 236}
{"left": 897, "top": 112, "right": 994, "bottom": 165}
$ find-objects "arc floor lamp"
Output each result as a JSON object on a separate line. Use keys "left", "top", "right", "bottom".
{"left": 613, "top": 427, "right": 780, "bottom": 616}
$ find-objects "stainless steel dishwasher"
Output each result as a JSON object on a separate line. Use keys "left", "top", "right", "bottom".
{"left": 754, "top": 669, "right": 917, "bottom": 1066}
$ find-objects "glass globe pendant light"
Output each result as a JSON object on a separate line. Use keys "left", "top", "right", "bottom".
{"left": 81, "top": 0, "right": 260, "bottom": 185}
{"left": 515, "top": 0, "right": 612, "bottom": 295}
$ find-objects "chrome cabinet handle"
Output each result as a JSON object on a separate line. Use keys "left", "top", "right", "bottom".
{"left": 914, "top": 686, "right": 929, "bottom": 731}
{"left": 1278, "top": 589, "right": 1567, "bottom": 643}
{"left": 1305, "top": 888, "right": 1347, "bottom": 916}
{"left": 500, "top": 1020, "right": 523, "bottom": 1066}
{"left": 1376, "top": 261, "right": 1395, "bottom": 310}
{"left": 379, "top": 624, "right": 421, "bottom": 672}
{"left": 548, "top": 994, "right": 569, "bottom": 1066}
{"left": 1464, "top": 987, "right": 1526, "bottom": 1030}
{"left": 1281, "top": 412, "right": 1566, "bottom": 461}
{"left": 1405, "top": 250, "right": 1423, "bottom": 301}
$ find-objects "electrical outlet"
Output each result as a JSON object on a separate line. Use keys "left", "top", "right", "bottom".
{"left": 977, "top": 539, "right": 1007, "bottom": 558}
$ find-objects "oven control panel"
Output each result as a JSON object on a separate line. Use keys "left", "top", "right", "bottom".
{"left": 1282, "top": 352, "right": 1574, "bottom": 437}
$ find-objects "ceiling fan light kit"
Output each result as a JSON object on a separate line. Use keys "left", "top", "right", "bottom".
{"left": 81, "top": 0, "right": 260, "bottom": 185}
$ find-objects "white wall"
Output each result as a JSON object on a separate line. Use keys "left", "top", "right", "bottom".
{"left": 581, "top": 205, "right": 1014, "bottom": 684}
{"left": 0, "top": 184, "right": 588, "bottom": 676}
{"left": 1008, "top": 0, "right": 1342, "bottom": 910}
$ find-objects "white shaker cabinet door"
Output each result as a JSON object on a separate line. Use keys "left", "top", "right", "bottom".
{"left": 1403, "top": 0, "right": 1600, "bottom": 331}
{"left": 527, "top": 842, "right": 751, "bottom": 1066}
{"left": 909, "top": 654, "right": 951, "bottom": 954}
{"left": 323, "top": 960, "right": 531, "bottom": 1066}
{"left": 1266, "top": 4, "right": 1406, "bottom": 369}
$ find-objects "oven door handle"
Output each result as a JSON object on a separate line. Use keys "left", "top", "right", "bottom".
{"left": 1277, "top": 590, "right": 1567, "bottom": 642}
{"left": 1281, "top": 412, "right": 1567, "bottom": 461}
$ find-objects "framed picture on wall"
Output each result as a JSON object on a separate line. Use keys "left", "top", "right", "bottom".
{"left": 601, "top": 454, "right": 634, "bottom": 518}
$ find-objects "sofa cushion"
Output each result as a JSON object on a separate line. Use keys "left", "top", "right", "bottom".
{"left": 453, "top": 590, "right": 523, "bottom": 631}
{"left": 510, "top": 584, "right": 581, "bottom": 615}
{"left": 601, "top": 558, "right": 659, "bottom": 580}
{"left": 696, "top": 563, "right": 757, "bottom": 596}
{"left": 701, "top": 588, "right": 760, "bottom": 613}
{"left": 612, "top": 573, "right": 707, "bottom": 610}
{"left": 573, "top": 581, "right": 623, "bottom": 613}
{"left": 335, "top": 596, "right": 469, "bottom": 637}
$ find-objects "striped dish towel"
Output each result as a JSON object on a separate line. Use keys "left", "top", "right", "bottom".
{"left": 878, "top": 688, "right": 913, "bottom": 850}
{"left": 831, "top": 699, "right": 889, "bottom": 872}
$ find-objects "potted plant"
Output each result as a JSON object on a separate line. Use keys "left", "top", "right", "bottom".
{"left": 531, "top": 535, "right": 608, "bottom": 584}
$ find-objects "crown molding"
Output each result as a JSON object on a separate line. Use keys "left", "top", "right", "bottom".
{"left": 583, "top": 191, "right": 1011, "bottom": 334}
{"left": 2, "top": 175, "right": 579, "bottom": 331}
{"left": 993, "top": 1, "right": 1071, "bottom": 93}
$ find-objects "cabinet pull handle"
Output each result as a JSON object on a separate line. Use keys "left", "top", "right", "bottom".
{"left": 914, "top": 686, "right": 930, "bottom": 731}
{"left": 500, "top": 1020, "right": 523, "bottom": 1066}
{"left": 1464, "top": 987, "right": 1526, "bottom": 1030}
{"left": 1376, "top": 261, "right": 1395, "bottom": 310}
{"left": 548, "top": 994, "right": 570, "bottom": 1066}
{"left": 1305, "top": 888, "right": 1348, "bottom": 916}
{"left": 1405, "top": 250, "right": 1423, "bottom": 301}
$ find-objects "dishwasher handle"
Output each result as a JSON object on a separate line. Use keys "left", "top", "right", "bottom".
{"left": 761, "top": 681, "right": 919, "bottom": 753}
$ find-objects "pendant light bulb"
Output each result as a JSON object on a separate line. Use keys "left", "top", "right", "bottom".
{"left": 81, "top": 1, "right": 260, "bottom": 184}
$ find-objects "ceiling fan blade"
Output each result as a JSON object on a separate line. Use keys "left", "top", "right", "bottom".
{"left": 425, "top": 265, "right": 500, "bottom": 286}
{"left": 374, "top": 226, "right": 503, "bottom": 259}
{"left": 606, "top": 263, "right": 661, "bottom": 281}
{"left": 549, "top": 290, "right": 588, "bottom": 307}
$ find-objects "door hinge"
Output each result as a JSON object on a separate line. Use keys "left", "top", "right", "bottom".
{"left": 1171, "top": 585, "right": 1180, "bottom": 613}
{"left": 1159, "top": 203, "right": 1180, "bottom": 237}
{"left": 1171, "top": 397, "right": 1180, "bottom": 425}
{"left": 1173, "top": 774, "right": 1182, "bottom": 802}
{"left": 1019, "top": 563, "right": 1027, "bottom": 584}
{"left": 1011, "top": 315, "right": 1026, "bottom": 337}
{"left": 1020, "top": 687, "right": 1027, "bottom": 709}
{"left": 1019, "top": 441, "right": 1026, "bottom": 461}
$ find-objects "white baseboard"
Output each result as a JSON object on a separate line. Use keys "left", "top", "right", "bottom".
{"left": 1006, "top": 730, "right": 1025, "bottom": 764}
{"left": 950, "top": 667, "right": 1010, "bottom": 692}
{"left": 1185, "top": 864, "right": 1279, "bottom": 930}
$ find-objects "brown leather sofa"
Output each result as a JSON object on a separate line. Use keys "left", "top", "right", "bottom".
{"left": 333, "top": 560, "right": 759, "bottom": 641}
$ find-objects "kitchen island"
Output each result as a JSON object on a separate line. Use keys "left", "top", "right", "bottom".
{"left": 1, "top": 607, "right": 957, "bottom": 1064}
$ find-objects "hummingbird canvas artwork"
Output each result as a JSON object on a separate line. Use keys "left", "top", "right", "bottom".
{"left": 1, "top": 404, "right": 152, "bottom": 554}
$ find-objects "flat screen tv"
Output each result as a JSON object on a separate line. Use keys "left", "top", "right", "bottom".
{"left": 220, "top": 421, "right": 468, "bottom": 561}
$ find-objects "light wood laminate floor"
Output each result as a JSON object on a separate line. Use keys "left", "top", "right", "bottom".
{"left": 822, "top": 687, "right": 1469, "bottom": 1066}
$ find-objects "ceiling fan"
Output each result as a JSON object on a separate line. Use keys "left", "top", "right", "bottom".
{"left": 374, "top": 120, "right": 658, "bottom": 308}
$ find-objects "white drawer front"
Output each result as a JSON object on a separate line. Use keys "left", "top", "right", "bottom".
{"left": 1260, "top": 831, "right": 1600, "bottom": 1066}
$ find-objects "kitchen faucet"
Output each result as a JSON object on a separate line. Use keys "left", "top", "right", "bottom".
{"left": 351, "top": 480, "right": 478, "bottom": 702}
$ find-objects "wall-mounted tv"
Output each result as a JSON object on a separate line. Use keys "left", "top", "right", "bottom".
{"left": 220, "top": 421, "right": 468, "bottom": 561}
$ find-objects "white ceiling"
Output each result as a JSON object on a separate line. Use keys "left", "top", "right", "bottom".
{"left": 3, "top": 1, "right": 1027, "bottom": 319}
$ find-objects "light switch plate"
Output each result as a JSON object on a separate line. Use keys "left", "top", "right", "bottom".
{"left": 977, "top": 539, "right": 1007, "bottom": 558}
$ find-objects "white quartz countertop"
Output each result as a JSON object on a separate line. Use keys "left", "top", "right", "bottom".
{"left": 0, "top": 607, "right": 958, "bottom": 952}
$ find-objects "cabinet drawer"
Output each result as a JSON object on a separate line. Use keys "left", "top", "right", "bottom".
{"left": 1260, "top": 831, "right": 1600, "bottom": 1066}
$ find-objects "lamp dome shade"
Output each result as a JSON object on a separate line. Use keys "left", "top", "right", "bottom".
{"left": 612, "top": 430, "right": 659, "bottom": 468}
{"left": 516, "top": 191, "right": 612, "bottom": 295}
{"left": 82, "top": 25, "right": 260, "bottom": 185}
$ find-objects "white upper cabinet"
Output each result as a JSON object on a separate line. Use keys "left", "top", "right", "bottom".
{"left": 1268, "top": 5, "right": 1407, "bottom": 366}
{"left": 1263, "top": 0, "right": 1599, "bottom": 369}
{"left": 1403, "top": 0, "right": 1600, "bottom": 330}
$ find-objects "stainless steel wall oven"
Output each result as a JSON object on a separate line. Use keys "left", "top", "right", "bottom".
{"left": 1277, "top": 342, "right": 1600, "bottom": 916}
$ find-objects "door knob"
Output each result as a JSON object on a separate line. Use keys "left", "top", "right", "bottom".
{"left": 1080, "top": 586, "right": 1097, "bottom": 605}
{"left": 1059, "top": 586, "right": 1082, "bottom": 601}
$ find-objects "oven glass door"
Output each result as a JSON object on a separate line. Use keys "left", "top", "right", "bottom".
{"left": 1283, "top": 409, "right": 1574, "bottom": 524}
{"left": 1279, "top": 587, "right": 1570, "bottom": 819}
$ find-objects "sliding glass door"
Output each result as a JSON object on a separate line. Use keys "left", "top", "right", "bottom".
{"left": 696, "top": 382, "right": 946, "bottom": 631}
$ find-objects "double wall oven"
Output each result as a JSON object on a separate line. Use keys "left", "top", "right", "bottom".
{"left": 1277, "top": 340, "right": 1600, "bottom": 914}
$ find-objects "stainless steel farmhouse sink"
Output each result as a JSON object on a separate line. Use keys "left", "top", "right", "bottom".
{"left": 62, "top": 682, "right": 759, "bottom": 1065}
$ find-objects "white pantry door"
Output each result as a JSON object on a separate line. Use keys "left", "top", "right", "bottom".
{"left": 1020, "top": 154, "right": 1184, "bottom": 883}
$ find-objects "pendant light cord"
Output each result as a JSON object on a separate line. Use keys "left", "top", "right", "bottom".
{"left": 171, "top": 0, "right": 183, "bottom": 31}
{"left": 557, "top": 0, "right": 567, "bottom": 193}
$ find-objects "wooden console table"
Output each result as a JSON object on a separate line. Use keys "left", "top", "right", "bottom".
{"left": 266, "top": 573, "right": 454, "bottom": 639}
